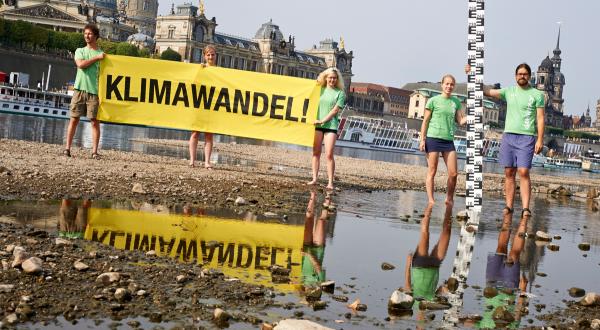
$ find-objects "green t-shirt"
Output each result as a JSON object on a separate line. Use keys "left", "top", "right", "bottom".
{"left": 499, "top": 86, "right": 544, "bottom": 136}
{"left": 316, "top": 87, "right": 345, "bottom": 130}
{"left": 301, "top": 245, "right": 325, "bottom": 286}
{"left": 425, "top": 95, "right": 462, "bottom": 141}
{"left": 411, "top": 267, "right": 439, "bottom": 301}
{"left": 74, "top": 47, "right": 103, "bottom": 95}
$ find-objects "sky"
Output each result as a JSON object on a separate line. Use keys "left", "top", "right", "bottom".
{"left": 157, "top": 0, "right": 600, "bottom": 120}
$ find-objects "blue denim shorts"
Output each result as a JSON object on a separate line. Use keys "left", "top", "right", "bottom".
{"left": 499, "top": 133, "right": 535, "bottom": 169}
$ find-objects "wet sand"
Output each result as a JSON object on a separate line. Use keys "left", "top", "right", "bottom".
{"left": 1, "top": 139, "right": 599, "bottom": 214}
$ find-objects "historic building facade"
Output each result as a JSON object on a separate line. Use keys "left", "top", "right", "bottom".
{"left": 597, "top": 99, "right": 600, "bottom": 129}
{"left": 533, "top": 28, "right": 566, "bottom": 128}
{"left": 153, "top": 4, "right": 353, "bottom": 89}
{"left": 0, "top": 0, "right": 156, "bottom": 41}
{"left": 407, "top": 88, "right": 500, "bottom": 126}
{"left": 347, "top": 82, "right": 411, "bottom": 117}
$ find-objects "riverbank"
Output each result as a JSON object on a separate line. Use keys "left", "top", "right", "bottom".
{"left": 1, "top": 139, "right": 599, "bottom": 214}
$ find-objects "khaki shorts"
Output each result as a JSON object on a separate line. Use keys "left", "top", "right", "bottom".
{"left": 70, "top": 90, "right": 99, "bottom": 119}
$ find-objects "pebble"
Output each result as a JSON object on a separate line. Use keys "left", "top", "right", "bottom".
{"left": 234, "top": 196, "right": 247, "bottom": 206}
{"left": 55, "top": 238, "right": 72, "bottom": 246}
{"left": 569, "top": 287, "right": 586, "bottom": 298}
{"left": 131, "top": 183, "right": 146, "bottom": 194}
{"left": 547, "top": 244, "right": 560, "bottom": 251}
{"left": 591, "top": 319, "right": 600, "bottom": 329}
{"left": 5, "top": 313, "right": 18, "bottom": 324}
{"left": 176, "top": 275, "right": 187, "bottom": 283}
{"left": 11, "top": 249, "right": 28, "bottom": 268}
{"left": 213, "top": 308, "right": 231, "bottom": 325}
{"left": 388, "top": 290, "right": 414, "bottom": 310}
{"left": 136, "top": 290, "right": 147, "bottom": 296}
{"left": 580, "top": 293, "right": 600, "bottom": 306}
{"left": 274, "top": 319, "right": 333, "bottom": 330}
{"left": 114, "top": 288, "right": 131, "bottom": 302}
{"left": 21, "top": 257, "right": 43, "bottom": 274}
{"left": 535, "top": 231, "right": 552, "bottom": 242}
{"left": 578, "top": 243, "right": 591, "bottom": 251}
{"left": 0, "top": 284, "right": 15, "bottom": 293}
{"left": 320, "top": 280, "right": 335, "bottom": 293}
{"left": 73, "top": 261, "right": 89, "bottom": 271}
{"left": 381, "top": 262, "right": 395, "bottom": 270}
{"left": 96, "top": 272, "right": 121, "bottom": 285}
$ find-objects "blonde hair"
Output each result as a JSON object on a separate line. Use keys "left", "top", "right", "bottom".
{"left": 317, "top": 67, "right": 345, "bottom": 90}
{"left": 203, "top": 44, "right": 216, "bottom": 53}
{"left": 441, "top": 74, "right": 456, "bottom": 84}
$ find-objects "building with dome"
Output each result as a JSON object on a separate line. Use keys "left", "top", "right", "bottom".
{"left": 0, "top": 0, "right": 157, "bottom": 41}
{"left": 153, "top": 3, "right": 353, "bottom": 89}
{"left": 533, "top": 27, "right": 566, "bottom": 128}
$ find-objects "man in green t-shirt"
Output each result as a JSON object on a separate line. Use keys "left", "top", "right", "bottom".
{"left": 64, "top": 24, "right": 105, "bottom": 159}
{"left": 467, "top": 63, "right": 545, "bottom": 218}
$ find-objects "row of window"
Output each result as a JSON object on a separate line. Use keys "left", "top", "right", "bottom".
{"left": 2, "top": 103, "right": 66, "bottom": 116}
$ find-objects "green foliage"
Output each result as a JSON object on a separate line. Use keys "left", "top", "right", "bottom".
{"left": 115, "top": 42, "right": 139, "bottom": 57}
{"left": 564, "top": 131, "right": 600, "bottom": 141}
{"left": 0, "top": 19, "right": 6, "bottom": 39}
{"left": 160, "top": 47, "right": 181, "bottom": 61}
{"left": 10, "top": 20, "right": 31, "bottom": 46}
{"left": 98, "top": 39, "right": 117, "bottom": 54}
{"left": 66, "top": 33, "right": 84, "bottom": 52}
{"left": 138, "top": 48, "right": 150, "bottom": 58}
{"left": 30, "top": 25, "right": 49, "bottom": 49}
{"left": 546, "top": 126, "right": 564, "bottom": 136}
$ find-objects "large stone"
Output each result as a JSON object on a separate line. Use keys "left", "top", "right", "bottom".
{"left": 305, "top": 287, "right": 322, "bottom": 301}
{"left": 0, "top": 284, "right": 15, "bottom": 293}
{"left": 447, "top": 277, "right": 459, "bottom": 292}
{"left": 274, "top": 319, "right": 334, "bottom": 330}
{"left": 96, "top": 272, "right": 121, "bottom": 285}
{"left": 234, "top": 196, "right": 247, "bottom": 206}
{"left": 578, "top": 243, "right": 591, "bottom": 251}
{"left": 591, "top": 319, "right": 600, "bottom": 329}
{"left": 213, "top": 308, "right": 231, "bottom": 326}
{"left": 11, "top": 249, "right": 28, "bottom": 268}
{"left": 580, "top": 293, "right": 600, "bottom": 306}
{"left": 483, "top": 287, "right": 499, "bottom": 299}
{"left": 114, "top": 288, "right": 131, "bottom": 302}
{"left": 492, "top": 306, "right": 515, "bottom": 323}
{"left": 388, "top": 290, "right": 414, "bottom": 310}
{"left": 569, "top": 287, "right": 586, "bottom": 298}
{"left": 73, "top": 261, "right": 89, "bottom": 271}
{"left": 535, "top": 231, "right": 552, "bottom": 242}
{"left": 132, "top": 183, "right": 146, "bottom": 194}
{"left": 21, "top": 257, "right": 43, "bottom": 274}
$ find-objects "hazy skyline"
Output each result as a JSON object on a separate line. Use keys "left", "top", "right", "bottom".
{"left": 157, "top": 0, "right": 599, "bottom": 121}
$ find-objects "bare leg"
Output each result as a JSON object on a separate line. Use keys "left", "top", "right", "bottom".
{"left": 308, "top": 131, "right": 324, "bottom": 185}
{"left": 504, "top": 167, "right": 517, "bottom": 212}
{"left": 303, "top": 191, "right": 316, "bottom": 245}
{"left": 508, "top": 215, "right": 528, "bottom": 262}
{"left": 65, "top": 117, "right": 80, "bottom": 152}
{"left": 90, "top": 119, "right": 100, "bottom": 155}
{"left": 425, "top": 152, "right": 440, "bottom": 205}
{"left": 204, "top": 132, "right": 214, "bottom": 169}
{"left": 518, "top": 168, "right": 531, "bottom": 215}
{"left": 442, "top": 151, "right": 458, "bottom": 206}
{"left": 432, "top": 204, "right": 453, "bottom": 260}
{"left": 313, "top": 209, "right": 328, "bottom": 246}
{"left": 323, "top": 132, "right": 337, "bottom": 190}
{"left": 496, "top": 211, "right": 513, "bottom": 254}
{"left": 188, "top": 131, "right": 199, "bottom": 166}
{"left": 415, "top": 204, "right": 434, "bottom": 257}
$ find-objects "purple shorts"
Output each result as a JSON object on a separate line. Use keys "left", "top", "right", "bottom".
{"left": 499, "top": 133, "right": 536, "bottom": 169}
{"left": 485, "top": 253, "right": 520, "bottom": 289}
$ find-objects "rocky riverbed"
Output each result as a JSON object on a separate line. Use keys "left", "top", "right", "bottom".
{"left": 1, "top": 139, "right": 599, "bottom": 214}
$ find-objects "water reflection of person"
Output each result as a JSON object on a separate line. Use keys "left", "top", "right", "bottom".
{"left": 476, "top": 212, "right": 528, "bottom": 329}
{"left": 58, "top": 199, "right": 91, "bottom": 239}
{"left": 301, "top": 190, "right": 330, "bottom": 288}
{"left": 403, "top": 204, "right": 453, "bottom": 303}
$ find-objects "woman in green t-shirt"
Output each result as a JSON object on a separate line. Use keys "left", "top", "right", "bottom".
{"left": 418, "top": 74, "right": 467, "bottom": 206}
{"left": 307, "top": 67, "right": 346, "bottom": 190}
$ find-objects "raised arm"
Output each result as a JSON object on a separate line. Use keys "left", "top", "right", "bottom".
{"left": 464, "top": 64, "right": 501, "bottom": 99}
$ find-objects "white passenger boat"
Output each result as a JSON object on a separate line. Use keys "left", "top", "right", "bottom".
{"left": 543, "top": 157, "right": 582, "bottom": 170}
{"left": 337, "top": 116, "right": 419, "bottom": 153}
{"left": 453, "top": 136, "right": 501, "bottom": 163}
{"left": 0, "top": 84, "right": 78, "bottom": 121}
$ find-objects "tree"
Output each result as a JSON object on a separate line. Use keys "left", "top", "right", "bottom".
{"left": 66, "top": 32, "right": 84, "bottom": 52}
{"left": 98, "top": 39, "right": 117, "bottom": 54}
{"left": 138, "top": 48, "right": 150, "bottom": 58}
{"left": 115, "top": 42, "right": 139, "bottom": 57}
{"left": 10, "top": 20, "right": 32, "bottom": 47}
{"left": 30, "top": 25, "right": 49, "bottom": 50}
{"left": 160, "top": 47, "right": 181, "bottom": 61}
{"left": 0, "top": 19, "right": 6, "bottom": 40}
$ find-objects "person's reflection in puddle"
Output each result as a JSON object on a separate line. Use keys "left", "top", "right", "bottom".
{"left": 300, "top": 189, "right": 331, "bottom": 292}
{"left": 405, "top": 204, "right": 452, "bottom": 299}
{"left": 472, "top": 211, "right": 529, "bottom": 329}
{"left": 58, "top": 199, "right": 91, "bottom": 239}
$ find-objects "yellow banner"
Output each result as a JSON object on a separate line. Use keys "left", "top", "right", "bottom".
{"left": 84, "top": 208, "right": 304, "bottom": 292}
{"left": 98, "top": 55, "right": 321, "bottom": 146}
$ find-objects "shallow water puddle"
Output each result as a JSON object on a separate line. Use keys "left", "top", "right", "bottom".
{"left": 1, "top": 190, "right": 599, "bottom": 328}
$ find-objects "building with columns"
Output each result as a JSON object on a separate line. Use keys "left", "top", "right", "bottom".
{"left": 153, "top": 3, "right": 353, "bottom": 89}
{"left": 0, "top": 0, "right": 157, "bottom": 41}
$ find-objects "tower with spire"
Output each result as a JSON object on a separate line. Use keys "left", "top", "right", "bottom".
{"left": 534, "top": 26, "right": 566, "bottom": 128}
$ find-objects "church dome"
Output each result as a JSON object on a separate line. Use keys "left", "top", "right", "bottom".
{"left": 254, "top": 19, "right": 284, "bottom": 41}
{"left": 539, "top": 56, "right": 553, "bottom": 71}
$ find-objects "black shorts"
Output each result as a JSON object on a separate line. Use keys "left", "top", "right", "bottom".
{"left": 315, "top": 127, "right": 338, "bottom": 134}
{"left": 425, "top": 137, "right": 455, "bottom": 153}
